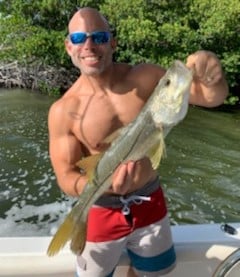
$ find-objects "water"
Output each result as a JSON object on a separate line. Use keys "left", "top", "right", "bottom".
{"left": 0, "top": 89, "right": 239, "bottom": 237}
{"left": 0, "top": 89, "right": 74, "bottom": 236}
{"left": 160, "top": 105, "right": 240, "bottom": 225}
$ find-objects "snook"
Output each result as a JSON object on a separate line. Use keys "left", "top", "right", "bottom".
{"left": 47, "top": 60, "right": 193, "bottom": 256}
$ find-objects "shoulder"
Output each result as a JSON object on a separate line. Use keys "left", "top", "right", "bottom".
{"left": 49, "top": 95, "right": 76, "bottom": 119}
{"left": 132, "top": 63, "right": 166, "bottom": 77}
{"left": 48, "top": 91, "right": 80, "bottom": 134}
{"left": 125, "top": 63, "right": 166, "bottom": 100}
{"left": 49, "top": 79, "right": 82, "bottom": 117}
{"left": 117, "top": 62, "right": 165, "bottom": 79}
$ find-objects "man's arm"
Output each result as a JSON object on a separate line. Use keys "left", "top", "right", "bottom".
{"left": 186, "top": 50, "right": 229, "bottom": 107}
{"left": 48, "top": 101, "right": 87, "bottom": 197}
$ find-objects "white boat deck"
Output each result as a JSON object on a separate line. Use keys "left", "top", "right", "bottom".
{"left": 0, "top": 223, "right": 240, "bottom": 277}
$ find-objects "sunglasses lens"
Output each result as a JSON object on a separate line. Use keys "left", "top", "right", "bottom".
{"left": 70, "top": 33, "right": 86, "bottom": 44}
{"left": 92, "top": 32, "right": 110, "bottom": 44}
{"left": 69, "top": 31, "right": 110, "bottom": 45}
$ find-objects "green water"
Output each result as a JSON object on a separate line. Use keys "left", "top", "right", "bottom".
{"left": 160, "top": 106, "right": 240, "bottom": 224}
{"left": 0, "top": 89, "right": 239, "bottom": 236}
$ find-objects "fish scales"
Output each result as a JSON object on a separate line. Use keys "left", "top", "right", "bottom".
{"left": 96, "top": 112, "right": 157, "bottom": 178}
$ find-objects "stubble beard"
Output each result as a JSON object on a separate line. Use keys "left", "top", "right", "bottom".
{"left": 71, "top": 53, "right": 112, "bottom": 77}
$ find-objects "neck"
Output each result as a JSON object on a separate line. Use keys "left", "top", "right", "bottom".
{"left": 82, "top": 63, "right": 116, "bottom": 91}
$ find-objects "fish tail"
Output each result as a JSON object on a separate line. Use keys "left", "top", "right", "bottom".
{"left": 70, "top": 220, "right": 87, "bottom": 255}
{"left": 47, "top": 211, "right": 75, "bottom": 257}
{"left": 47, "top": 180, "right": 98, "bottom": 256}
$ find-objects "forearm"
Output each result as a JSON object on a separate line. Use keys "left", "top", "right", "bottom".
{"left": 56, "top": 170, "right": 88, "bottom": 197}
{"left": 189, "top": 77, "right": 229, "bottom": 107}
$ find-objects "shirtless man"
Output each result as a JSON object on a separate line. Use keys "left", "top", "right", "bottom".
{"left": 48, "top": 7, "right": 228, "bottom": 277}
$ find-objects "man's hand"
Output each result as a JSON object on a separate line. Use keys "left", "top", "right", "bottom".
{"left": 110, "top": 161, "right": 136, "bottom": 195}
{"left": 186, "top": 50, "right": 224, "bottom": 87}
{"left": 186, "top": 50, "right": 228, "bottom": 107}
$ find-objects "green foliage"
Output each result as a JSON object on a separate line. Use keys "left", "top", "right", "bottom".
{"left": 101, "top": 0, "right": 195, "bottom": 64}
{"left": 101, "top": 0, "right": 240, "bottom": 104}
{"left": 38, "top": 80, "right": 61, "bottom": 97}
{"left": 188, "top": 0, "right": 240, "bottom": 90}
{"left": 0, "top": 0, "right": 103, "bottom": 30}
{"left": 0, "top": 0, "right": 104, "bottom": 66}
{"left": 101, "top": 0, "right": 157, "bottom": 63}
{"left": 0, "top": 15, "right": 68, "bottom": 66}
{"left": 0, "top": 0, "right": 239, "bottom": 104}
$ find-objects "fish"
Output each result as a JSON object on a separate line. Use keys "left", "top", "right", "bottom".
{"left": 47, "top": 60, "right": 193, "bottom": 256}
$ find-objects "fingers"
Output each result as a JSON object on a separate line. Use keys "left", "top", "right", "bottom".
{"left": 111, "top": 161, "right": 136, "bottom": 195}
{"left": 186, "top": 50, "right": 223, "bottom": 86}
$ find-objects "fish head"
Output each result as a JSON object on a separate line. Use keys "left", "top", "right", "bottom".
{"left": 150, "top": 60, "right": 193, "bottom": 129}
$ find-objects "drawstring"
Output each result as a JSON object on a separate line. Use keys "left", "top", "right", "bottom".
{"left": 119, "top": 195, "right": 151, "bottom": 215}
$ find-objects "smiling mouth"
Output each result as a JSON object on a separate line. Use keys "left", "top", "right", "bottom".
{"left": 82, "top": 56, "right": 100, "bottom": 62}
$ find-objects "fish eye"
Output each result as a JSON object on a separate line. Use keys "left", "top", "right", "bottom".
{"left": 165, "top": 79, "right": 171, "bottom": 86}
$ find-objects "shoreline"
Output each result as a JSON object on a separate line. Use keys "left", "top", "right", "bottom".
{"left": 1, "top": 61, "right": 239, "bottom": 106}
{"left": 0, "top": 61, "right": 79, "bottom": 95}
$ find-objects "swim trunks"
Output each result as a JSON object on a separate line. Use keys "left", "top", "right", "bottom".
{"left": 76, "top": 178, "right": 176, "bottom": 277}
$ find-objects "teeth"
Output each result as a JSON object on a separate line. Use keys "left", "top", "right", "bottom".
{"left": 84, "top": 56, "right": 98, "bottom": 61}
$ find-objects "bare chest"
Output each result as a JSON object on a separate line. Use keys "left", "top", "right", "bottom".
{"left": 72, "top": 92, "right": 145, "bottom": 153}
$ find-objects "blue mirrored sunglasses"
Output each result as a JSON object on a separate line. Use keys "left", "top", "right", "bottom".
{"left": 69, "top": 31, "right": 110, "bottom": 45}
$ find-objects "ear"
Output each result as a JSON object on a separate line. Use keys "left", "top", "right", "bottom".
{"left": 65, "top": 38, "right": 73, "bottom": 56}
{"left": 110, "top": 38, "right": 117, "bottom": 52}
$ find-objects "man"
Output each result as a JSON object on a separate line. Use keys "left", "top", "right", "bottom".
{"left": 48, "top": 7, "right": 228, "bottom": 277}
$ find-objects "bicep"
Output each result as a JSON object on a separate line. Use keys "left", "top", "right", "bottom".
{"left": 49, "top": 132, "right": 82, "bottom": 176}
{"left": 48, "top": 104, "right": 84, "bottom": 189}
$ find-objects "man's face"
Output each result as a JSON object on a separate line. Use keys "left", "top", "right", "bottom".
{"left": 65, "top": 12, "right": 116, "bottom": 76}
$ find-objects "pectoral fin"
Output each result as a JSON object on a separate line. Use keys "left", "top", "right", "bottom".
{"left": 75, "top": 128, "right": 123, "bottom": 179}
{"left": 103, "top": 127, "right": 123, "bottom": 144}
{"left": 147, "top": 132, "right": 166, "bottom": 170}
{"left": 76, "top": 153, "right": 103, "bottom": 180}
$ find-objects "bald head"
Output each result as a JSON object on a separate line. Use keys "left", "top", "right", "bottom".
{"left": 68, "top": 7, "right": 110, "bottom": 34}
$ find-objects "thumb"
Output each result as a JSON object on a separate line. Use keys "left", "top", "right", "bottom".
{"left": 186, "top": 53, "right": 196, "bottom": 70}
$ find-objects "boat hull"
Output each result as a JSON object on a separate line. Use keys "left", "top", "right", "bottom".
{"left": 1, "top": 223, "right": 240, "bottom": 277}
